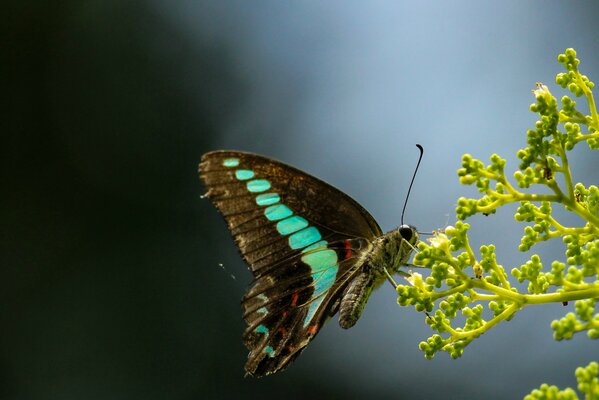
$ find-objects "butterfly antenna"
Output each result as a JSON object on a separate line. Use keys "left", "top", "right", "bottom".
{"left": 401, "top": 144, "right": 424, "bottom": 226}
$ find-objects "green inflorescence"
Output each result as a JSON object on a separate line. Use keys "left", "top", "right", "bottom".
{"left": 524, "top": 362, "right": 599, "bottom": 400}
{"left": 397, "top": 49, "right": 599, "bottom": 397}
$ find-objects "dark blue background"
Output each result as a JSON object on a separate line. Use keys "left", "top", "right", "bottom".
{"left": 4, "top": 1, "right": 599, "bottom": 399}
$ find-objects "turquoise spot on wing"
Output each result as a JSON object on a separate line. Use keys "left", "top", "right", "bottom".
{"left": 257, "top": 307, "right": 267, "bottom": 314}
{"left": 301, "top": 240, "right": 328, "bottom": 253}
{"left": 301, "top": 249, "right": 338, "bottom": 273}
{"left": 276, "top": 216, "right": 309, "bottom": 235}
{"left": 313, "top": 266, "right": 339, "bottom": 297}
{"left": 300, "top": 247, "right": 339, "bottom": 327}
{"left": 222, "top": 158, "right": 239, "bottom": 167}
{"left": 264, "top": 204, "right": 293, "bottom": 221}
{"left": 302, "top": 265, "right": 339, "bottom": 327}
{"left": 304, "top": 298, "right": 326, "bottom": 327}
{"left": 255, "top": 324, "right": 269, "bottom": 335}
{"left": 263, "top": 345, "right": 275, "bottom": 357}
{"left": 235, "top": 169, "right": 255, "bottom": 180}
{"left": 288, "top": 227, "right": 322, "bottom": 249}
{"left": 247, "top": 179, "right": 271, "bottom": 193}
{"left": 255, "top": 193, "right": 280, "bottom": 206}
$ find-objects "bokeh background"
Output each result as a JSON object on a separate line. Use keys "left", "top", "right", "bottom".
{"left": 4, "top": 1, "right": 599, "bottom": 399}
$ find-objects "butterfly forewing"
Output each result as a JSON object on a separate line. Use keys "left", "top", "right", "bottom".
{"left": 199, "top": 150, "right": 382, "bottom": 376}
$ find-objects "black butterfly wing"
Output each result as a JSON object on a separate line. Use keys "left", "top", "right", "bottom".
{"left": 240, "top": 237, "right": 372, "bottom": 376}
{"left": 199, "top": 150, "right": 382, "bottom": 376}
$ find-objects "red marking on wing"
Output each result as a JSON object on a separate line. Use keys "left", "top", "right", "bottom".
{"left": 282, "top": 310, "right": 288, "bottom": 318}
{"left": 344, "top": 239, "right": 353, "bottom": 259}
{"left": 278, "top": 326, "right": 288, "bottom": 336}
{"left": 307, "top": 325, "right": 318, "bottom": 335}
{"left": 291, "top": 292, "right": 299, "bottom": 307}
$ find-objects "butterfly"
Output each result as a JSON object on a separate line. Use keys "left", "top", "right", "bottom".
{"left": 199, "top": 150, "right": 419, "bottom": 377}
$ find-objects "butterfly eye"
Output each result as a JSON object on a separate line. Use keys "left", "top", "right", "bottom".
{"left": 399, "top": 225, "right": 413, "bottom": 241}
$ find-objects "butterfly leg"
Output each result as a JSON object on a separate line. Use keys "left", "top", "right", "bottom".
{"left": 384, "top": 267, "right": 413, "bottom": 287}
{"left": 383, "top": 267, "right": 399, "bottom": 288}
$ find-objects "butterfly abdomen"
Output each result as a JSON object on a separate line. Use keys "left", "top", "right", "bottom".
{"left": 338, "top": 270, "right": 376, "bottom": 329}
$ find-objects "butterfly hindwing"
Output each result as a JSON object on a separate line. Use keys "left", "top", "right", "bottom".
{"left": 199, "top": 150, "right": 382, "bottom": 376}
{"left": 241, "top": 238, "right": 372, "bottom": 376}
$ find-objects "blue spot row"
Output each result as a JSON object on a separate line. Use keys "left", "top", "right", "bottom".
{"left": 223, "top": 157, "right": 339, "bottom": 334}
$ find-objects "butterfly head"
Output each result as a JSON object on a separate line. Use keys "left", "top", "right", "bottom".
{"left": 371, "top": 225, "right": 419, "bottom": 275}
{"left": 391, "top": 224, "right": 419, "bottom": 271}
{"left": 398, "top": 224, "right": 418, "bottom": 247}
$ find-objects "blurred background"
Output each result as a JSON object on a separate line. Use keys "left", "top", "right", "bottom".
{"left": 4, "top": 1, "right": 599, "bottom": 399}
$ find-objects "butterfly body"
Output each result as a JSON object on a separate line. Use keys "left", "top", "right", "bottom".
{"left": 199, "top": 150, "right": 417, "bottom": 376}
{"left": 338, "top": 228, "right": 416, "bottom": 328}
